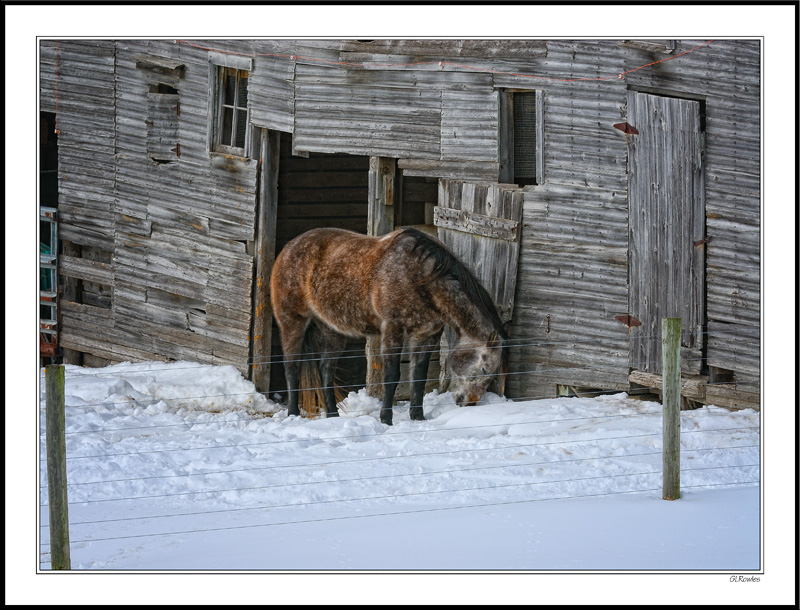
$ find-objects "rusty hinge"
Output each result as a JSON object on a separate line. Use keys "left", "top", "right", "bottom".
{"left": 171, "top": 143, "right": 181, "bottom": 158}
{"left": 613, "top": 122, "right": 639, "bottom": 135}
{"left": 615, "top": 314, "right": 642, "bottom": 328}
{"left": 693, "top": 236, "right": 709, "bottom": 247}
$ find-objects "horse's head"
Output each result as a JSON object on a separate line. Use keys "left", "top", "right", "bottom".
{"left": 449, "top": 330, "right": 507, "bottom": 407}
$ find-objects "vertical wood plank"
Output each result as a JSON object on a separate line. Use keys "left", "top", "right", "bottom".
{"left": 250, "top": 129, "right": 280, "bottom": 392}
{"left": 535, "top": 89, "right": 545, "bottom": 183}
{"left": 45, "top": 364, "right": 71, "bottom": 569}
{"left": 498, "top": 91, "right": 514, "bottom": 184}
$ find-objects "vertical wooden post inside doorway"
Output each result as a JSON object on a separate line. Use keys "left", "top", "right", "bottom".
{"left": 365, "top": 156, "right": 396, "bottom": 399}
{"left": 250, "top": 129, "right": 281, "bottom": 393}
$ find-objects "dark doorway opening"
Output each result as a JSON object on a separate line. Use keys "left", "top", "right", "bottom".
{"left": 268, "top": 134, "right": 370, "bottom": 399}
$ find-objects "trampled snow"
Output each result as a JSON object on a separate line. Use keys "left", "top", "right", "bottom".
{"left": 37, "top": 360, "right": 762, "bottom": 578}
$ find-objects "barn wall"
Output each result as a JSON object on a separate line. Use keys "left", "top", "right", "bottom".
{"left": 38, "top": 40, "right": 119, "bottom": 362}
{"left": 111, "top": 39, "right": 259, "bottom": 372}
{"left": 490, "top": 40, "right": 760, "bottom": 405}
{"left": 41, "top": 39, "right": 263, "bottom": 373}
{"left": 494, "top": 41, "right": 633, "bottom": 399}
{"left": 625, "top": 39, "right": 761, "bottom": 403}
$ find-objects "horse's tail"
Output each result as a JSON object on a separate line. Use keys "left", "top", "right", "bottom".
{"left": 298, "top": 324, "right": 345, "bottom": 418}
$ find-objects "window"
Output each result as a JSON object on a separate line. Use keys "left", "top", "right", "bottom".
{"left": 214, "top": 66, "right": 250, "bottom": 154}
{"left": 499, "top": 90, "right": 544, "bottom": 187}
{"left": 207, "top": 52, "right": 253, "bottom": 157}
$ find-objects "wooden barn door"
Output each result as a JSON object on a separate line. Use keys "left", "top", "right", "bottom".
{"left": 435, "top": 180, "right": 524, "bottom": 389}
{"left": 627, "top": 91, "right": 706, "bottom": 375}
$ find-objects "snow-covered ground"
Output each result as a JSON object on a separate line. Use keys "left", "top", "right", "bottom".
{"left": 34, "top": 361, "right": 764, "bottom": 578}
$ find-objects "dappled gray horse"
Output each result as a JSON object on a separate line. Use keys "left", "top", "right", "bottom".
{"left": 270, "top": 227, "right": 509, "bottom": 425}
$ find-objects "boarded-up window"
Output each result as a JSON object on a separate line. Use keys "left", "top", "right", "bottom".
{"left": 147, "top": 83, "right": 180, "bottom": 164}
{"left": 214, "top": 66, "right": 250, "bottom": 154}
{"left": 499, "top": 90, "right": 544, "bottom": 187}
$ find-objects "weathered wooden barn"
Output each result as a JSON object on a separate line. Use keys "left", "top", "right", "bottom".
{"left": 38, "top": 38, "right": 760, "bottom": 409}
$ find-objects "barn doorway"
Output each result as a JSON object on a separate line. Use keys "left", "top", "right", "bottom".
{"left": 254, "top": 134, "right": 455, "bottom": 405}
{"left": 627, "top": 90, "right": 707, "bottom": 376}
{"left": 40, "top": 111, "right": 60, "bottom": 363}
{"left": 266, "top": 133, "right": 371, "bottom": 399}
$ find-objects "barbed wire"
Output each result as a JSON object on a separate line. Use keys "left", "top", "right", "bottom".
{"left": 50, "top": 382, "right": 761, "bottom": 442}
{"left": 40, "top": 440, "right": 759, "bottom": 512}
{"left": 51, "top": 377, "right": 761, "bottom": 437}
{"left": 44, "top": 453, "right": 759, "bottom": 531}
{"left": 50, "top": 400, "right": 759, "bottom": 464}
{"left": 41, "top": 326, "right": 761, "bottom": 377}
{"left": 50, "top": 372, "right": 761, "bottom": 421}
{"left": 43, "top": 435, "right": 759, "bottom": 493}
{"left": 40, "top": 469, "right": 758, "bottom": 548}
{"left": 46, "top": 338, "right": 761, "bottom": 409}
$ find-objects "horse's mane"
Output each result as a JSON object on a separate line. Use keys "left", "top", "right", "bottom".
{"left": 399, "top": 227, "right": 510, "bottom": 343}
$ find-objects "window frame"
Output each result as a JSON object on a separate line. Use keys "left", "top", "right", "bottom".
{"left": 207, "top": 52, "right": 253, "bottom": 158}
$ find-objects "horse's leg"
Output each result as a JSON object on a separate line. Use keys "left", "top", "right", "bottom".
{"left": 408, "top": 329, "right": 443, "bottom": 421}
{"left": 279, "top": 317, "right": 309, "bottom": 417}
{"left": 379, "top": 324, "right": 404, "bottom": 426}
{"left": 318, "top": 326, "right": 347, "bottom": 418}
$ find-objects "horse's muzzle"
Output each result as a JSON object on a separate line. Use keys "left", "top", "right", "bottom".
{"left": 454, "top": 393, "right": 481, "bottom": 408}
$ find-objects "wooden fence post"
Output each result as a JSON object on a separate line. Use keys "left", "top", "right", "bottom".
{"left": 45, "top": 364, "right": 70, "bottom": 569}
{"left": 662, "top": 318, "right": 681, "bottom": 501}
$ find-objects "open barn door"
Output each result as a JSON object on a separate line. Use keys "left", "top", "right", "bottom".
{"left": 627, "top": 91, "right": 706, "bottom": 375}
{"left": 435, "top": 179, "right": 524, "bottom": 392}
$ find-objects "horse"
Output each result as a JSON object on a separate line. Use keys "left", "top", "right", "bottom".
{"left": 269, "top": 226, "right": 509, "bottom": 426}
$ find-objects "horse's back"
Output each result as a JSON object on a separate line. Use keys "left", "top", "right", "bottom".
{"left": 271, "top": 228, "right": 399, "bottom": 337}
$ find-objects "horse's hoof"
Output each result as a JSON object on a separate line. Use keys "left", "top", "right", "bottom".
{"left": 380, "top": 416, "right": 393, "bottom": 426}
{"left": 326, "top": 411, "right": 339, "bottom": 418}
{"left": 410, "top": 408, "right": 425, "bottom": 421}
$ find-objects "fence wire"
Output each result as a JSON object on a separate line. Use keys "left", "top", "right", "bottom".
{"left": 43, "top": 326, "right": 760, "bottom": 377}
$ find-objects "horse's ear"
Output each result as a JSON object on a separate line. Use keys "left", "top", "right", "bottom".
{"left": 488, "top": 330, "right": 500, "bottom": 347}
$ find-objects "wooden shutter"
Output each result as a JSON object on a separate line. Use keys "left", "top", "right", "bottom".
{"left": 435, "top": 179, "right": 524, "bottom": 392}
{"left": 436, "top": 180, "right": 524, "bottom": 322}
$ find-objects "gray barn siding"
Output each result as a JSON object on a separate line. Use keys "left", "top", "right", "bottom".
{"left": 496, "top": 41, "right": 633, "bottom": 399}
{"left": 294, "top": 64, "right": 443, "bottom": 158}
{"left": 112, "top": 39, "right": 259, "bottom": 372}
{"left": 43, "top": 40, "right": 117, "bottom": 252}
{"left": 39, "top": 41, "right": 59, "bottom": 114}
{"left": 40, "top": 39, "right": 263, "bottom": 373}
{"left": 624, "top": 39, "right": 761, "bottom": 395}
{"left": 39, "top": 41, "right": 118, "bottom": 362}
{"left": 491, "top": 40, "right": 760, "bottom": 404}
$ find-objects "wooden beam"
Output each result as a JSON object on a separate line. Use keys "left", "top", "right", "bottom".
{"left": 629, "top": 369, "right": 706, "bottom": 402}
{"left": 250, "top": 129, "right": 280, "bottom": 393}
{"left": 366, "top": 157, "right": 397, "bottom": 399}
{"left": 433, "top": 205, "right": 520, "bottom": 241}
